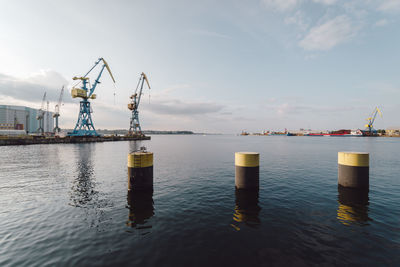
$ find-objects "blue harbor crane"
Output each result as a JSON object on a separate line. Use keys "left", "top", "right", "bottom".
{"left": 68, "top": 58, "right": 115, "bottom": 137}
{"left": 363, "top": 107, "right": 382, "bottom": 136}
{"left": 128, "top": 72, "right": 150, "bottom": 135}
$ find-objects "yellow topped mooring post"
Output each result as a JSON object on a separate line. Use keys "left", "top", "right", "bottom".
{"left": 338, "top": 152, "right": 369, "bottom": 189}
{"left": 235, "top": 152, "right": 259, "bottom": 190}
{"left": 127, "top": 149, "right": 153, "bottom": 191}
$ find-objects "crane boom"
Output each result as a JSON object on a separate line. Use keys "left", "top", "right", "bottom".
{"left": 102, "top": 58, "right": 116, "bottom": 83}
{"left": 71, "top": 58, "right": 115, "bottom": 100}
{"left": 54, "top": 85, "right": 64, "bottom": 115}
{"left": 40, "top": 92, "right": 47, "bottom": 112}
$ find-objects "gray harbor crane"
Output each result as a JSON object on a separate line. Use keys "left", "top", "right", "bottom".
{"left": 36, "top": 92, "right": 46, "bottom": 135}
{"left": 53, "top": 85, "right": 65, "bottom": 134}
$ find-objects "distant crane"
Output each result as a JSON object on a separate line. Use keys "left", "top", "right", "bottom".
{"left": 68, "top": 58, "right": 116, "bottom": 136}
{"left": 53, "top": 85, "right": 65, "bottom": 134}
{"left": 36, "top": 92, "right": 47, "bottom": 135}
{"left": 46, "top": 101, "right": 50, "bottom": 133}
{"left": 128, "top": 72, "right": 150, "bottom": 135}
{"left": 363, "top": 107, "right": 382, "bottom": 135}
{"left": 14, "top": 110, "right": 18, "bottom": 129}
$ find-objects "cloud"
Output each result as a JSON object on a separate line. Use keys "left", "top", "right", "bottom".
{"left": 284, "top": 11, "right": 310, "bottom": 31}
{"left": 261, "top": 0, "right": 302, "bottom": 11}
{"left": 262, "top": 100, "right": 357, "bottom": 117}
{"left": 0, "top": 71, "right": 70, "bottom": 105}
{"left": 299, "top": 15, "right": 356, "bottom": 50}
{"left": 375, "top": 19, "right": 389, "bottom": 26}
{"left": 147, "top": 99, "right": 224, "bottom": 116}
{"left": 311, "top": 0, "right": 337, "bottom": 5}
{"left": 379, "top": 0, "right": 400, "bottom": 12}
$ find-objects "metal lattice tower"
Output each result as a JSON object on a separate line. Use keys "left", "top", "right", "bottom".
{"left": 36, "top": 92, "right": 46, "bottom": 135}
{"left": 53, "top": 85, "right": 64, "bottom": 134}
{"left": 128, "top": 73, "right": 150, "bottom": 136}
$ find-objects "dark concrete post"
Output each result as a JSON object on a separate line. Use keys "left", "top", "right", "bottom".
{"left": 235, "top": 152, "right": 259, "bottom": 190}
{"left": 338, "top": 152, "right": 369, "bottom": 189}
{"left": 128, "top": 151, "right": 153, "bottom": 191}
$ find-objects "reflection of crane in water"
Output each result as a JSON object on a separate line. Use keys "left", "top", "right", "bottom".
{"left": 69, "top": 144, "right": 97, "bottom": 208}
{"left": 126, "top": 190, "right": 154, "bottom": 234}
{"left": 231, "top": 190, "right": 261, "bottom": 230}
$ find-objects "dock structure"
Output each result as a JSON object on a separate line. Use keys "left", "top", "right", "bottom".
{"left": 0, "top": 135, "right": 150, "bottom": 146}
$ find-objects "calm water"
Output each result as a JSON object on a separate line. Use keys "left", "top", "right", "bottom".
{"left": 0, "top": 135, "right": 399, "bottom": 266}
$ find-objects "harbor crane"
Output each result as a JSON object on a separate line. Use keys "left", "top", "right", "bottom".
{"left": 46, "top": 101, "right": 50, "bottom": 133}
{"left": 36, "top": 92, "right": 47, "bottom": 135}
{"left": 363, "top": 107, "right": 382, "bottom": 135}
{"left": 128, "top": 72, "right": 150, "bottom": 135}
{"left": 68, "top": 58, "right": 115, "bottom": 137}
{"left": 53, "top": 85, "right": 64, "bottom": 134}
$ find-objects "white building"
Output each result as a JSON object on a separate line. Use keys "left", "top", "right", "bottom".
{"left": 0, "top": 105, "right": 54, "bottom": 134}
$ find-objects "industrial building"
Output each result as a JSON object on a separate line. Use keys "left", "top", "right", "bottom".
{"left": 386, "top": 127, "right": 400, "bottom": 136}
{"left": 0, "top": 105, "right": 54, "bottom": 134}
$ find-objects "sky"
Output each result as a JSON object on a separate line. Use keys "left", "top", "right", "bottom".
{"left": 0, "top": 0, "right": 399, "bottom": 133}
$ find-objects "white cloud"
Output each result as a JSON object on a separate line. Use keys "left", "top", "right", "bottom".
{"left": 299, "top": 15, "right": 356, "bottom": 50}
{"left": 312, "top": 0, "right": 337, "bottom": 5}
{"left": 379, "top": 0, "right": 400, "bottom": 12}
{"left": 269, "top": 102, "right": 356, "bottom": 117}
{"left": 261, "top": 0, "right": 302, "bottom": 11}
{"left": 147, "top": 98, "right": 224, "bottom": 116}
{"left": 0, "top": 71, "right": 69, "bottom": 104}
{"left": 284, "top": 11, "right": 310, "bottom": 31}
{"left": 25, "top": 70, "right": 68, "bottom": 89}
{"left": 375, "top": 19, "right": 389, "bottom": 26}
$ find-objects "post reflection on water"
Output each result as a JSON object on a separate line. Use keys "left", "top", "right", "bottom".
{"left": 69, "top": 144, "right": 98, "bottom": 208}
{"left": 126, "top": 190, "right": 154, "bottom": 233}
{"left": 231, "top": 189, "right": 261, "bottom": 231}
{"left": 337, "top": 185, "right": 371, "bottom": 226}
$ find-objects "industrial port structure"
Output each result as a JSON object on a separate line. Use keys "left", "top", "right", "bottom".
{"left": 0, "top": 57, "right": 394, "bottom": 144}
{"left": 0, "top": 57, "right": 151, "bottom": 145}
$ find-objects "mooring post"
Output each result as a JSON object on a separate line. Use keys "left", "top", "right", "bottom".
{"left": 127, "top": 149, "right": 153, "bottom": 191}
{"left": 338, "top": 152, "right": 369, "bottom": 189}
{"left": 235, "top": 152, "right": 259, "bottom": 190}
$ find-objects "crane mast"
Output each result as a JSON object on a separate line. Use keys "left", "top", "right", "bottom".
{"left": 46, "top": 101, "right": 49, "bottom": 133}
{"left": 128, "top": 72, "right": 150, "bottom": 136}
{"left": 68, "top": 58, "right": 116, "bottom": 137}
{"left": 53, "top": 85, "right": 65, "bottom": 134}
{"left": 36, "top": 92, "right": 47, "bottom": 135}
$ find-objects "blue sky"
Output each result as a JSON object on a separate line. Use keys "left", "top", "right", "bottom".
{"left": 0, "top": 0, "right": 399, "bottom": 133}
